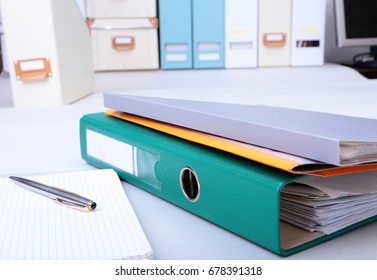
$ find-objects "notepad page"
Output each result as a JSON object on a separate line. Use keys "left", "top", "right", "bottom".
{"left": 0, "top": 169, "right": 153, "bottom": 260}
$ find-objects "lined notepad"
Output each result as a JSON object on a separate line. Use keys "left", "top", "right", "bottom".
{"left": 0, "top": 169, "right": 153, "bottom": 260}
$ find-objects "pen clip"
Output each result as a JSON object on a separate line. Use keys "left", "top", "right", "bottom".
{"left": 54, "top": 198, "right": 92, "bottom": 212}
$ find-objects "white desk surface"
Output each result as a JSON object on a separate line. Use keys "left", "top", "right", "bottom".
{"left": 1, "top": 64, "right": 377, "bottom": 260}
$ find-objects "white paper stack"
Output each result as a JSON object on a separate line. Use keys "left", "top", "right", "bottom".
{"left": 280, "top": 170, "right": 377, "bottom": 234}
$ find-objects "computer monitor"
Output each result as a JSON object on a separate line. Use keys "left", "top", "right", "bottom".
{"left": 334, "top": 0, "right": 377, "bottom": 69}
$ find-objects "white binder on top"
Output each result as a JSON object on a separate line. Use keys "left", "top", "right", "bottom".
{"left": 258, "top": 0, "right": 292, "bottom": 67}
{"left": 103, "top": 93, "right": 377, "bottom": 166}
{"left": 225, "top": 0, "right": 258, "bottom": 68}
{"left": 290, "top": 0, "right": 326, "bottom": 66}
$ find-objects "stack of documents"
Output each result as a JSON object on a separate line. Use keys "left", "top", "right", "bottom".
{"left": 281, "top": 171, "right": 377, "bottom": 234}
{"left": 80, "top": 92, "right": 377, "bottom": 255}
{"left": 102, "top": 94, "right": 377, "bottom": 231}
{"left": 103, "top": 94, "right": 377, "bottom": 234}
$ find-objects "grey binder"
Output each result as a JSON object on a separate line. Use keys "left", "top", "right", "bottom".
{"left": 103, "top": 93, "right": 377, "bottom": 166}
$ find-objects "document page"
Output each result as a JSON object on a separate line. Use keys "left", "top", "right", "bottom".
{"left": 280, "top": 170, "right": 377, "bottom": 234}
{"left": 0, "top": 169, "right": 153, "bottom": 260}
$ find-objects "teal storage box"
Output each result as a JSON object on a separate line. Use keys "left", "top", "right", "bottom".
{"left": 192, "top": 0, "right": 225, "bottom": 69}
{"left": 159, "top": 0, "right": 193, "bottom": 69}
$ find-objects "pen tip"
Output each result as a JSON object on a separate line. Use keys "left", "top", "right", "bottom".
{"left": 9, "top": 176, "right": 22, "bottom": 183}
{"left": 89, "top": 201, "right": 97, "bottom": 211}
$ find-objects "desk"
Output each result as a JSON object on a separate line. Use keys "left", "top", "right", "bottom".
{"left": 1, "top": 64, "right": 377, "bottom": 259}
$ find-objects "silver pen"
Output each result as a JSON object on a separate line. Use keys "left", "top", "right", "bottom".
{"left": 9, "top": 176, "right": 97, "bottom": 212}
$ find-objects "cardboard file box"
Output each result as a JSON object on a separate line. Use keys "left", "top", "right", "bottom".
{"left": 258, "top": 0, "right": 292, "bottom": 67}
{"left": 225, "top": 0, "right": 258, "bottom": 68}
{"left": 192, "top": 0, "right": 225, "bottom": 69}
{"left": 290, "top": 0, "right": 326, "bottom": 66}
{"left": 90, "top": 18, "right": 159, "bottom": 71}
{"left": 1, "top": 0, "right": 95, "bottom": 107}
{"left": 86, "top": 0, "right": 156, "bottom": 18}
{"left": 159, "top": 0, "right": 193, "bottom": 70}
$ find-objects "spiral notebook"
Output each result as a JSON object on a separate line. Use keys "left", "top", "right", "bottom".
{"left": 0, "top": 169, "right": 153, "bottom": 260}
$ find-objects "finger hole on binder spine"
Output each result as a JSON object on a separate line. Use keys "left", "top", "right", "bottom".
{"left": 180, "top": 167, "right": 200, "bottom": 202}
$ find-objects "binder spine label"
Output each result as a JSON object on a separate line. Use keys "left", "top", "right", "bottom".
{"left": 86, "top": 129, "right": 139, "bottom": 176}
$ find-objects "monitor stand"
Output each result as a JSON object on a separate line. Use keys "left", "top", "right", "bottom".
{"left": 347, "top": 46, "right": 377, "bottom": 78}
{"left": 353, "top": 46, "right": 377, "bottom": 69}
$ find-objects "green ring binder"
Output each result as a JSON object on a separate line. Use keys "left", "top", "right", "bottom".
{"left": 80, "top": 113, "right": 377, "bottom": 256}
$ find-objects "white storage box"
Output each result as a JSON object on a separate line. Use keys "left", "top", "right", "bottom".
{"left": 86, "top": 0, "right": 156, "bottom": 18}
{"left": 90, "top": 18, "right": 159, "bottom": 71}
{"left": 2, "top": 0, "right": 95, "bottom": 107}
{"left": 290, "top": 0, "right": 326, "bottom": 66}
{"left": 225, "top": 0, "right": 258, "bottom": 68}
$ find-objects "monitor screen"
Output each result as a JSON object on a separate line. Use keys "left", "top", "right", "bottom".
{"left": 335, "top": 0, "right": 377, "bottom": 47}
{"left": 335, "top": 0, "right": 377, "bottom": 69}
